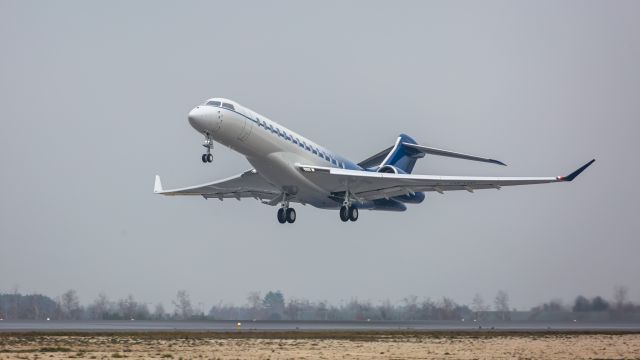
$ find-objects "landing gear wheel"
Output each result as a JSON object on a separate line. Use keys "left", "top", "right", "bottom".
{"left": 348, "top": 206, "right": 359, "bottom": 222}
{"left": 202, "top": 134, "right": 214, "bottom": 164}
{"left": 285, "top": 208, "right": 296, "bottom": 223}
{"left": 277, "top": 208, "right": 286, "bottom": 224}
{"left": 339, "top": 206, "right": 349, "bottom": 222}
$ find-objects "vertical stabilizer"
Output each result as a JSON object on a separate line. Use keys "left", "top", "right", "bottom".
{"left": 380, "top": 134, "right": 423, "bottom": 173}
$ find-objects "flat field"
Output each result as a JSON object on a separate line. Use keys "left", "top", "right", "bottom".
{"left": 1, "top": 331, "right": 639, "bottom": 359}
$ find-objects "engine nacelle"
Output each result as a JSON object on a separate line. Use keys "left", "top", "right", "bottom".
{"left": 376, "top": 166, "right": 425, "bottom": 203}
{"left": 393, "top": 192, "right": 425, "bottom": 204}
{"left": 377, "top": 165, "right": 407, "bottom": 174}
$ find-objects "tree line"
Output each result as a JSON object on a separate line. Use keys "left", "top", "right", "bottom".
{"left": 1, "top": 287, "right": 638, "bottom": 321}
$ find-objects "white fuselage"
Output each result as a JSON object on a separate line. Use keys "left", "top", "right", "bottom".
{"left": 187, "top": 98, "right": 361, "bottom": 209}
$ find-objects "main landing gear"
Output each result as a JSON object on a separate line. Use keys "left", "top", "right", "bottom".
{"left": 339, "top": 187, "right": 359, "bottom": 222}
{"left": 277, "top": 195, "right": 296, "bottom": 224}
{"left": 339, "top": 205, "right": 358, "bottom": 222}
{"left": 201, "top": 135, "right": 213, "bottom": 163}
{"left": 277, "top": 207, "right": 296, "bottom": 224}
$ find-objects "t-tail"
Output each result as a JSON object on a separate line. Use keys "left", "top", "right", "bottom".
{"left": 357, "top": 133, "right": 508, "bottom": 205}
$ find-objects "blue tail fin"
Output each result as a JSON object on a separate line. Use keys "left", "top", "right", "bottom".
{"left": 380, "top": 134, "right": 424, "bottom": 174}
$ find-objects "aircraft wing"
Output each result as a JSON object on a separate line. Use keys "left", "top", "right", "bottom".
{"left": 154, "top": 169, "right": 281, "bottom": 202}
{"left": 295, "top": 160, "right": 594, "bottom": 201}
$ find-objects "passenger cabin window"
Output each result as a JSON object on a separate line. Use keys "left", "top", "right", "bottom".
{"left": 206, "top": 101, "right": 221, "bottom": 107}
{"left": 312, "top": 148, "right": 318, "bottom": 155}
{"left": 221, "top": 103, "right": 235, "bottom": 111}
{"left": 293, "top": 137, "right": 299, "bottom": 145}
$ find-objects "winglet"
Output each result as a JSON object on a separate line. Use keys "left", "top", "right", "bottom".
{"left": 488, "top": 159, "right": 508, "bottom": 166}
{"left": 558, "top": 159, "right": 595, "bottom": 182}
{"left": 154, "top": 175, "right": 163, "bottom": 193}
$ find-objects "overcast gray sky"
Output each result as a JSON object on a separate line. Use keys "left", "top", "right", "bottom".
{"left": 1, "top": 0, "right": 639, "bottom": 310}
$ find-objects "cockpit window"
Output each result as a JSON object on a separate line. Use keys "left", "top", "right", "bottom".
{"left": 221, "top": 103, "right": 235, "bottom": 111}
{"left": 206, "top": 101, "right": 221, "bottom": 107}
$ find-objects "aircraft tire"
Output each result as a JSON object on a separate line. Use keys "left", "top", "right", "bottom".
{"left": 207, "top": 154, "right": 213, "bottom": 162}
{"left": 348, "top": 206, "right": 359, "bottom": 222}
{"left": 339, "top": 206, "right": 349, "bottom": 222}
{"left": 201, "top": 154, "right": 207, "bottom": 163}
{"left": 277, "top": 208, "right": 286, "bottom": 224}
{"left": 286, "top": 208, "right": 296, "bottom": 223}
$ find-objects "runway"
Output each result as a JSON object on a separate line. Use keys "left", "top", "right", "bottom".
{"left": 2, "top": 320, "right": 639, "bottom": 332}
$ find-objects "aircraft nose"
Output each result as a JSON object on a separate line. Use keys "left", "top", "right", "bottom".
{"left": 188, "top": 106, "right": 214, "bottom": 132}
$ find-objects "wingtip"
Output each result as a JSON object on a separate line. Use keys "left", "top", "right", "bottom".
{"left": 559, "top": 159, "right": 596, "bottom": 182}
{"left": 492, "top": 159, "right": 508, "bottom": 166}
{"left": 154, "top": 175, "right": 163, "bottom": 193}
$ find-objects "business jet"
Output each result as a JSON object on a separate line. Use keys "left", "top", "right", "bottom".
{"left": 154, "top": 98, "right": 594, "bottom": 224}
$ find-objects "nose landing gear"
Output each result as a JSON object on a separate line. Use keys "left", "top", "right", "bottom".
{"left": 201, "top": 153, "right": 213, "bottom": 163}
{"left": 201, "top": 135, "right": 213, "bottom": 163}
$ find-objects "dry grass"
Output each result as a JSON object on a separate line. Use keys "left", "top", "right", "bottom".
{"left": 0, "top": 331, "right": 639, "bottom": 359}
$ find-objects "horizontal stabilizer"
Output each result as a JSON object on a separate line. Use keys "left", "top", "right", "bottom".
{"left": 357, "top": 145, "right": 394, "bottom": 169}
{"left": 402, "top": 143, "right": 506, "bottom": 166}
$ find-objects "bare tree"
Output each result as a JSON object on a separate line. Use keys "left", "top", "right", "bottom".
{"left": 118, "top": 294, "right": 138, "bottom": 319}
{"left": 434, "top": 297, "right": 458, "bottom": 320}
{"left": 613, "top": 285, "right": 629, "bottom": 311}
{"left": 173, "top": 290, "right": 193, "bottom": 320}
{"left": 379, "top": 299, "right": 394, "bottom": 320}
{"left": 315, "top": 301, "right": 328, "bottom": 321}
{"left": 89, "top": 293, "right": 110, "bottom": 320}
{"left": 285, "top": 298, "right": 308, "bottom": 320}
{"left": 494, "top": 290, "right": 510, "bottom": 321}
{"left": 135, "top": 302, "right": 150, "bottom": 320}
{"left": 246, "top": 291, "right": 262, "bottom": 319}
{"left": 471, "top": 293, "right": 488, "bottom": 320}
{"left": 59, "top": 289, "right": 81, "bottom": 320}
{"left": 153, "top": 303, "right": 166, "bottom": 320}
{"left": 402, "top": 295, "right": 419, "bottom": 320}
